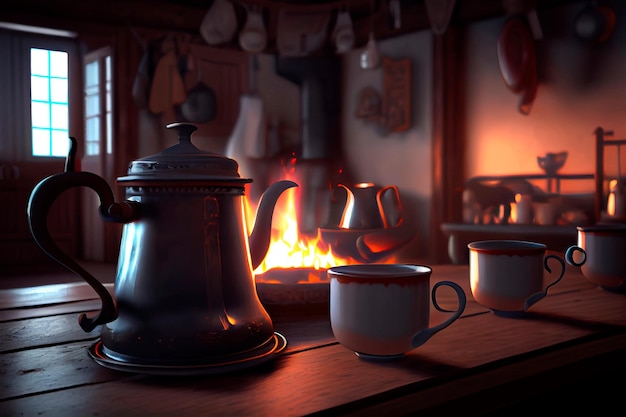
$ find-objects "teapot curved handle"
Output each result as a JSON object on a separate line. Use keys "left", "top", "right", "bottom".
{"left": 27, "top": 138, "right": 139, "bottom": 332}
{"left": 376, "top": 185, "right": 403, "bottom": 228}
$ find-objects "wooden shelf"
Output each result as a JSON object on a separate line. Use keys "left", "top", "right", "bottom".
{"left": 441, "top": 223, "right": 578, "bottom": 264}
{"left": 466, "top": 173, "right": 594, "bottom": 194}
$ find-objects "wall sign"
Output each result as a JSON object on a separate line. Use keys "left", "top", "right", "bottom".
{"left": 355, "top": 57, "right": 411, "bottom": 134}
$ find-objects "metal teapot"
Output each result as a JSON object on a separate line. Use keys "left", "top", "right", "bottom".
{"left": 321, "top": 183, "right": 413, "bottom": 263}
{"left": 27, "top": 123, "right": 297, "bottom": 366}
{"left": 337, "top": 182, "right": 402, "bottom": 230}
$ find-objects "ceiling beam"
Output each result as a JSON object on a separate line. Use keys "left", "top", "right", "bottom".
{"left": 0, "top": 0, "right": 582, "bottom": 53}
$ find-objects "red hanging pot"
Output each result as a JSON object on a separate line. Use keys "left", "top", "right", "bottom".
{"left": 497, "top": 16, "right": 538, "bottom": 114}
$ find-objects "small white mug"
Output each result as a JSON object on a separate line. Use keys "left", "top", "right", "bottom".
{"left": 565, "top": 225, "right": 626, "bottom": 292}
{"left": 328, "top": 264, "right": 466, "bottom": 359}
{"left": 468, "top": 240, "right": 566, "bottom": 317}
{"left": 513, "top": 194, "right": 534, "bottom": 224}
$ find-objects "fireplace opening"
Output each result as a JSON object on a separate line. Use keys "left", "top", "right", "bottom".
{"left": 225, "top": 56, "right": 414, "bottom": 305}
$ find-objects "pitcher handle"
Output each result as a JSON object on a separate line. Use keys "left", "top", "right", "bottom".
{"left": 336, "top": 183, "right": 354, "bottom": 229}
{"left": 26, "top": 138, "right": 138, "bottom": 332}
{"left": 377, "top": 185, "right": 402, "bottom": 228}
{"left": 411, "top": 281, "right": 466, "bottom": 349}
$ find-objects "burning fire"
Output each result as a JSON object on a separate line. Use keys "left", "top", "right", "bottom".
{"left": 244, "top": 156, "right": 356, "bottom": 284}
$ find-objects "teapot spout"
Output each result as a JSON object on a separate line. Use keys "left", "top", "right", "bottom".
{"left": 249, "top": 180, "right": 298, "bottom": 269}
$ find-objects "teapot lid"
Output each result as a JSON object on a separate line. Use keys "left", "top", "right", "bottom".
{"left": 117, "top": 123, "right": 251, "bottom": 184}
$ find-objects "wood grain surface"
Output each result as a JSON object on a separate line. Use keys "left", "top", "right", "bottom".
{"left": 1, "top": 265, "right": 624, "bottom": 416}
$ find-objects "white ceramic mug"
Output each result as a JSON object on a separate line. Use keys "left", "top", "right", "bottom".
{"left": 468, "top": 240, "right": 566, "bottom": 317}
{"left": 328, "top": 264, "right": 466, "bottom": 359}
{"left": 513, "top": 194, "right": 534, "bottom": 224}
{"left": 565, "top": 225, "right": 626, "bottom": 292}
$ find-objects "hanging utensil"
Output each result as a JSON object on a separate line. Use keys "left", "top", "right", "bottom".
{"left": 199, "top": 0, "right": 237, "bottom": 46}
{"left": 361, "top": 33, "right": 380, "bottom": 70}
{"left": 239, "top": 5, "right": 267, "bottom": 53}
{"left": 501, "top": 0, "right": 542, "bottom": 39}
{"left": 389, "top": 0, "right": 401, "bottom": 30}
{"left": 574, "top": 2, "right": 616, "bottom": 42}
{"left": 333, "top": 8, "right": 355, "bottom": 53}
{"left": 180, "top": 59, "right": 216, "bottom": 123}
{"left": 360, "top": 0, "right": 380, "bottom": 70}
{"left": 497, "top": 16, "right": 537, "bottom": 115}
{"left": 424, "top": 0, "right": 456, "bottom": 35}
{"left": 148, "top": 36, "right": 186, "bottom": 118}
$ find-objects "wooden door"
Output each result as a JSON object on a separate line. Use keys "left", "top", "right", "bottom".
{"left": 0, "top": 31, "right": 83, "bottom": 275}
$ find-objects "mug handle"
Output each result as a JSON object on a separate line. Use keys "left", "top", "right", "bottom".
{"left": 524, "top": 254, "right": 566, "bottom": 310}
{"left": 411, "top": 281, "right": 466, "bottom": 349}
{"left": 565, "top": 245, "right": 587, "bottom": 267}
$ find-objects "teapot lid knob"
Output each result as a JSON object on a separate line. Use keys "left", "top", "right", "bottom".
{"left": 166, "top": 122, "right": 198, "bottom": 144}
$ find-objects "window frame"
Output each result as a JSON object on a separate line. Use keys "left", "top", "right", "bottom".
{"left": 30, "top": 47, "right": 71, "bottom": 158}
{"left": 84, "top": 47, "right": 113, "bottom": 159}
{"left": 0, "top": 29, "right": 83, "bottom": 163}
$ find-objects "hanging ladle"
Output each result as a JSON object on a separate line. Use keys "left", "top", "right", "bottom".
{"left": 360, "top": 0, "right": 380, "bottom": 70}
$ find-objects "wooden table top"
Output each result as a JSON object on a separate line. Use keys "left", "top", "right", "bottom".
{"left": 1, "top": 264, "right": 625, "bottom": 416}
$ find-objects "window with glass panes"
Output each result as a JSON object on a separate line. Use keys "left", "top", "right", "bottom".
{"left": 30, "top": 47, "right": 70, "bottom": 157}
{"left": 84, "top": 52, "right": 112, "bottom": 157}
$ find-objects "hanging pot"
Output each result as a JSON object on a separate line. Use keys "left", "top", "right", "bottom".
{"left": 498, "top": 17, "right": 535, "bottom": 93}
{"left": 180, "top": 63, "right": 216, "bottom": 123}
{"left": 574, "top": 4, "right": 616, "bottom": 43}
{"left": 497, "top": 16, "right": 537, "bottom": 114}
{"left": 180, "top": 82, "right": 216, "bottom": 123}
{"left": 200, "top": 0, "right": 238, "bottom": 46}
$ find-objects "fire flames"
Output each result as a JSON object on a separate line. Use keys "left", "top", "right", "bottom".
{"left": 244, "top": 158, "right": 356, "bottom": 284}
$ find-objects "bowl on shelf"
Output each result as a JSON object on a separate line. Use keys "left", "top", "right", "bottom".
{"left": 537, "top": 151, "right": 568, "bottom": 176}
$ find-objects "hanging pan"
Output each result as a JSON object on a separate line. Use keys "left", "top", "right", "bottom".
{"left": 180, "top": 61, "right": 216, "bottom": 123}
{"left": 497, "top": 16, "right": 538, "bottom": 115}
